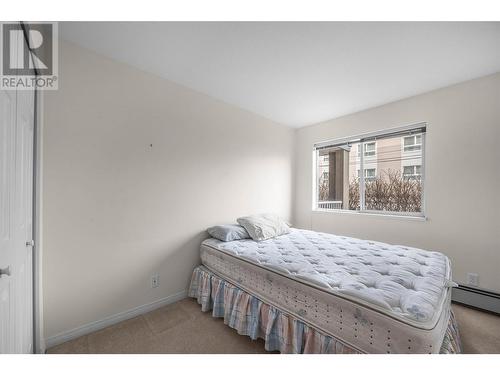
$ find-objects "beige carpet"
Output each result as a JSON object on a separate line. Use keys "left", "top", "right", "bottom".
{"left": 47, "top": 299, "right": 500, "bottom": 354}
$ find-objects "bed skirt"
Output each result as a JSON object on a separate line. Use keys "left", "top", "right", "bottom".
{"left": 188, "top": 265, "right": 462, "bottom": 354}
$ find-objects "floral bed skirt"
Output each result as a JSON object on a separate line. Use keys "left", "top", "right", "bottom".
{"left": 188, "top": 265, "right": 462, "bottom": 354}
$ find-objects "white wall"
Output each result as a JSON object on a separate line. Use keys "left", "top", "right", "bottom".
{"left": 294, "top": 73, "right": 500, "bottom": 292}
{"left": 42, "top": 41, "right": 294, "bottom": 339}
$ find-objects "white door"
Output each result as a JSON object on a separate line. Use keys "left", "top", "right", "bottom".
{"left": 0, "top": 87, "right": 18, "bottom": 354}
{"left": 0, "top": 26, "right": 35, "bottom": 354}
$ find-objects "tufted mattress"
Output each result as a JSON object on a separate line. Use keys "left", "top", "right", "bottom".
{"left": 200, "top": 228, "right": 456, "bottom": 353}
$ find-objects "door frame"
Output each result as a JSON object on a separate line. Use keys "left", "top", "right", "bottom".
{"left": 32, "top": 84, "right": 44, "bottom": 354}
{"left": 19, "top": 22, "right": 44, "bottom": 354}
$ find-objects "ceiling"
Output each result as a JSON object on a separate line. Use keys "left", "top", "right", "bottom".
{"left": 61, "top": 22, "right": 500, "bottom": 128}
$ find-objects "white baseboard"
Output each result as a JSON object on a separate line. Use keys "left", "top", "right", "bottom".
{"left": 45, "top": 290, "right": 188, "bottom": 349}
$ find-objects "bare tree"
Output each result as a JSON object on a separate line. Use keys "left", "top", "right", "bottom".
{"left": 318, "top": 179, "right": 329, "bottom": 201}
{"left": 349, "top": 169, "right": 422, "bottom": 212}
{"left": 349, "top": 176, "right": 360, "bottom": 210}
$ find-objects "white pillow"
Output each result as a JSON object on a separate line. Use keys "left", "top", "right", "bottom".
{"left": 236, "top": 213, "right": 290, "bottom": 241}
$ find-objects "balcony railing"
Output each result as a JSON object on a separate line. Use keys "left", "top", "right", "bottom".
{"left": 317, "top": 201, "right": 343, "bottom": 210}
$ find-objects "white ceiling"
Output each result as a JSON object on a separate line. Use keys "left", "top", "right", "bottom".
{"left": 61, "top": 22, "right": 500, "bottom": 127}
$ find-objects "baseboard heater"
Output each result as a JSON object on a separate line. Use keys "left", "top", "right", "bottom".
{"left": 452, "top": 285, "right": 500, "bottom": 315}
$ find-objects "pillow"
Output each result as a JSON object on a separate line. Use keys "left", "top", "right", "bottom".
{"left": 207, "top": 224, "right": 250, "bottom": 242}
{"left": 236, "top": 213, "right": 290, "bottom": 241}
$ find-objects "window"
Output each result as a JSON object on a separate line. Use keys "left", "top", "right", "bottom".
{"left": 403, "top": 134, "right": 422, "bottom": 152}
{"left": 365, "top": 168, "right": 376, "bottom": 181}
{"left": 364, "top": 142, "right": 376, "bottom": 156}
{"left": 357, "top": 168, "right": 376, "bottom": 181}
{"left": 314, "top": 124, "right": 426, "bottom": 216}
{"left": 403, "top": 165, "right": 421, "bottom": 180}
{"left": 357, "top": 142, "right": 376, "bottom": 157}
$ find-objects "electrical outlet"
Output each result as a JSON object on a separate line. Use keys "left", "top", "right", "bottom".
{"left": 151, "top": 274, "right": 160, "bottom": 288}
{"left": 466, "top": 272, "right": 479, "bottom": 287}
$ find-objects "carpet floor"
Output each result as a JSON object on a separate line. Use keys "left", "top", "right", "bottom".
{"left": 47, "top": 299, "right": 500, "bottom": 354}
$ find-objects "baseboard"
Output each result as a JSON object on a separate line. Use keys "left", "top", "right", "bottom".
{"left": 45, "top": 290, "right": 188, "bottom": 349}
{"left": 452, "top": 285, "right": 500, "bottom": 315}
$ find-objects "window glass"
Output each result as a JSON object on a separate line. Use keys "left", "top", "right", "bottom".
{"left": 315, "top": 127, "right": 425, "bottom": 216}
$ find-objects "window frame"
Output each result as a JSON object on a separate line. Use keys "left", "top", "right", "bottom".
{"left": 312, "top": 122, "right": 427, "bottom": 218}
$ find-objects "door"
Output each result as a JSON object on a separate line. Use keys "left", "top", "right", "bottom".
{"left": 0, "top": 87, "right": 17, "bottom": 353}
{"left": 0, "top": 26, "right": 35, "bottom": 354}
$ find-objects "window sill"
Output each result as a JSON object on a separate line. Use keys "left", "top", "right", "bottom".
{"left": 312, "top": 209, "right": 427, "bottom": 221}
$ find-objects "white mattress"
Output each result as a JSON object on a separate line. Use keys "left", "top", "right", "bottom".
{"left": 200, "top": 228, "right": 454, "bottom": 353}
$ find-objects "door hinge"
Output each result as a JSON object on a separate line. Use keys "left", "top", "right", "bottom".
{"left": 26, "top": 240, "right": 35, "bottom": 247}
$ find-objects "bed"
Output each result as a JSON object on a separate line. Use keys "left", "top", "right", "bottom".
{"left": 188, "top": 228, "right": 462, "bottom": 354}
